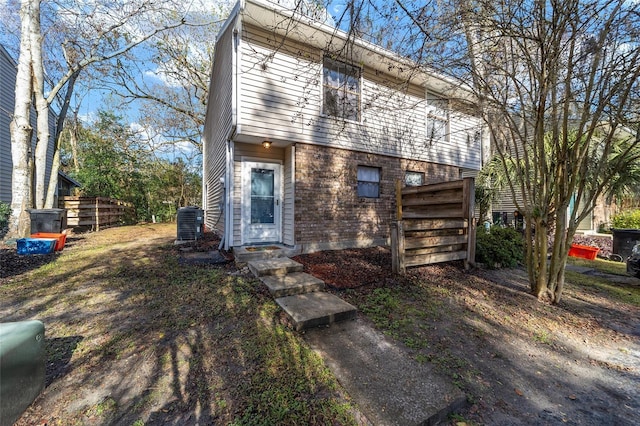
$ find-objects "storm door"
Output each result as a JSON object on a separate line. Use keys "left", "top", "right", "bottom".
{"left": 242, "top": 161, "right": 282, "bottom": 243}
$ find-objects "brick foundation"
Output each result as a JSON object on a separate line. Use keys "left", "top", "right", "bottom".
{"left": 294, "top": 143, "right": 459, "bottom": 250}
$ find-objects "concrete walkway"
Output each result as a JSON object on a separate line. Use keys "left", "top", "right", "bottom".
{"left": 246, "top": 255, "right": 467, "bottom": 425}
{"left": 305, "top": 319, "right": 467, "bottom": 426}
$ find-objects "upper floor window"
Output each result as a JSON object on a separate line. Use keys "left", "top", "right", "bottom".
{"left": 426, "top": 93, "right": 449, "bottom": 143}
{"left": 323, "top": 57, "right": 361, "bottom": 121}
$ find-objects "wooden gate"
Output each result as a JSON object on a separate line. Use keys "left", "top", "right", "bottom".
{"left": 391, "top": 178, "right": 476, "bottom": 274}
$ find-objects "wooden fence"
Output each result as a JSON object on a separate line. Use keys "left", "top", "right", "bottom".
{"left": 391, "top": 178, "right": 476, "bottom": 274}
{"left": 60, "top": 196, "right": 135, "bottom": 230}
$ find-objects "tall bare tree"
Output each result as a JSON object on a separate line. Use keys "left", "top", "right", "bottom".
{"left": 456, "top": 0, "right": 640, "bottom": 303}
{"left": 6, "top": 0, "right": 192, "bottom": 238}
{"left": 104, "top": 5, "right": 230, "bottom": 156}
{"left": 9, "top": 0, "right": 37, "bottom": 238}
{"left": 327, "top": 0, "right": 639, "bottom": 302}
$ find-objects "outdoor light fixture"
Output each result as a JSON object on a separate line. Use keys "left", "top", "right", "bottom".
{"left": 262, "top": 141, "right": 272, "bottom": 149}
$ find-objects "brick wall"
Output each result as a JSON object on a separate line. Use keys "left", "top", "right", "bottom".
{"left": 294, "top": 143, "right": 460, "bottom": 250}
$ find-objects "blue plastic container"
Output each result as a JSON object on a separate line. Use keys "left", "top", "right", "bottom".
{"left": 16, "top": 238, "right": 56, "bottom": 255}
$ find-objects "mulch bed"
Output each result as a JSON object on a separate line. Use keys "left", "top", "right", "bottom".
{"left": 292, "top": 246, "right": 408, "bottom": 289}
{"left": 0, "top": 249, "right": 59, "bottom": 280}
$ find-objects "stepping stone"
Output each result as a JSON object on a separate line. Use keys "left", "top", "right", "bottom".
{"left": 260, "top": 272, "right": 325, "bottom": 298}
{"left": 275, "top": 292, "right": 357, "bottom": 331}
{"left": 248, "top": 258, "right": 303, "bottom": 277}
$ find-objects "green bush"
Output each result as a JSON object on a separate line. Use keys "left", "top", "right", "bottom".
{"left": 611, "top": 209, "right": 640, "bottom": 229}
{"left": 475, "top": 226, "right": 524, "bottom": 268}
{"left": 0, "top": 201, "right": 10, "bottom": 228}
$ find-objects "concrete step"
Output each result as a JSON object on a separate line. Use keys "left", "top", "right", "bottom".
{"left": 248, "top": 258, "right": 304, "bottom": 277}
{"left": 234, "top": 245, "right": 300, "bottom": 263}
{"left": 260, "top": 272, "right": 325, "bottom": 298}
{"left": 275, "top": 292, "right": 357, "bottom": 331}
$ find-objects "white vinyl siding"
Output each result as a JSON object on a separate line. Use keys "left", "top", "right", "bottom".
{"left": 237, "top": 23, "right": 482, "bottom": 171}
{"left": 203, "top": 23, "right": 235, "bottom": 235}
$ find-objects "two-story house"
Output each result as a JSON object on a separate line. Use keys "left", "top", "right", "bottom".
{"left": 202, "top": 0, "right": 485, "bottom": 253}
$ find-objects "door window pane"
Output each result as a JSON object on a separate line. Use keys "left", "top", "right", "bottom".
{"left": 251, "top": 168, "right": 274, "bottom": 224}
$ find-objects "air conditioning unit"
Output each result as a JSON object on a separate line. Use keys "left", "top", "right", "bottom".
{"left": 177, "top": 206, "right": 204, "bottom": 240}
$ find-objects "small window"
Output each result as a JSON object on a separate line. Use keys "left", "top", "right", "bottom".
{"left": 426, "top": 92, "right": 449, "bottom": 143}
{"left": 405, "top": 171, "right": 424, "bottom": 187}
{"left": 357, "top": 166, "right": 380, "bottom": 198}
{"left": 323, "top": 57, "right": 361, "bottom": 121}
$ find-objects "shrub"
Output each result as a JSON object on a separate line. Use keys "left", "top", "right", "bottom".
{"left": 611, "top": 209, "right": 640, "bottom": 229}
{"left": 476, "top": 226, "right": 524, "bottom": 269}
{"left": 0, "top": 201, "right": 10, "bottom": 228}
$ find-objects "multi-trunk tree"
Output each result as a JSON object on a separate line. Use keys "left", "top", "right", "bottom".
{"left": 329, "top": 0, "right": 639, "bottom": 303}
{"left": 457, "top": 0, "right": 640, "bottom": 302}
{"left": 6, "top": 0, "right": 193, "bottom": 238}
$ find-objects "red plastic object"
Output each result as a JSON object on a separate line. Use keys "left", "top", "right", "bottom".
{"left": 568, "top": 244, "right": 599, "bottom": 260}
{"left": 30, "top": 232, "right": 66, "bottom": 251}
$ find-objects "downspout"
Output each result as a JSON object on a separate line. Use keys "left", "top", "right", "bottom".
{"left": 290, "top": 144, "right": 296, "bottom": 247}
{"left": 224, "top": 24, "right": 240, "bottom": 251}
{"left": 224, "top": 140, "right": 234, "bottom": 251}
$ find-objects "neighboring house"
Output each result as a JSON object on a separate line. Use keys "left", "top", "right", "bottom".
{"left": 0, "top": 44, "right": 58, "bottom": 206}
{"left": 57, "top": 171, "right": 81, "bottom": 202}
{"left": 493, "top": 181, "right": 615, "bottom": 233}
{"left": 491, "top": 126, "right": 636, "bottom": 232}
{"left": 203, "top": 0, "right": 485, "bottom": 253}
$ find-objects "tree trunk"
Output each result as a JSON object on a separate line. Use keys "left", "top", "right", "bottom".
{"left": 526, "top": 216, "right": 551, "bottom": 301}
{"left": 70, "top": 125, "right": 80, "bottom": 173}
{"left": 45, "top": 73, "right": 79, "bottom": 208}
{"left": 30, "top": 0, "right": 49, "bottom": 209}
{"left": 45, "top": 148, "right": 61, "bottom": 208}
{"left": 7, "top": 0, "right": 36, "bottom": 239}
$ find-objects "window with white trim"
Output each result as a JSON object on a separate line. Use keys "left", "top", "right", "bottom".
{"left": 405, "top": 171, "right": 424, "bottom": 187}
{"left": 426, "top": 93, "right": 449, "bottom": 143}
{"left": 357, "top": 166, "right": 380, "bottom": 198}
{"left": 323, "top": 57, "right": 361, "bottom": 121}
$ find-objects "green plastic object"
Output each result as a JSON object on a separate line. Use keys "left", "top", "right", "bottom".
{"left": 0, "top": 320, "right": 45, "bottom": 426}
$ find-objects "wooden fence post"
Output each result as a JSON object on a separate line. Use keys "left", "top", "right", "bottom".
{"left": 463, "top": 177, "right": 476, "bottom": 269}
{"left": 95, "top": 197, "right": 99, "bottom": 232}
{"left": 391, "top": 221, "right": 406, "bottom": 275}
{"left": 395, "top": 179, "right": 403, "bottom": 220}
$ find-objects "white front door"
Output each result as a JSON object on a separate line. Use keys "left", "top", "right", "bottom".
{"left": 242, "top": 161, "right": 282, "bottom": 244}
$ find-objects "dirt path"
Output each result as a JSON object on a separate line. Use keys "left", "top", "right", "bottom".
{"left": 457, "top": 268, "right": 640, "bottom": 425}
